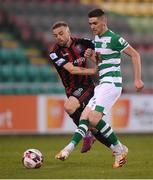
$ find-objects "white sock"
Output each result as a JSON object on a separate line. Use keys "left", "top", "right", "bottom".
{"left": 113, "top": 141, "right": 123, "bottom": 152}
{"left": 85, "top": 130, "right": 92, "bottom": 137}
{"left": 63, "top": 142, "right": 75, "bottom": 153}
{"left": 110, "top": 144, "right": 114, "bottom": 150}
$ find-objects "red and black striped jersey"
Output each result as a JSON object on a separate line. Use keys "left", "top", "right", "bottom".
{"left": 49, "top": 37, "right": 95, "bottom": 96}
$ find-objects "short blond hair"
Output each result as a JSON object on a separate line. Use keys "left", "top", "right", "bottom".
{"left": 52, "top": 21, "right": 68, "bottom": 30}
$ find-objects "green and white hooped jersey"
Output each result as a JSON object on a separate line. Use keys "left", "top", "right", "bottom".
{"left": 94, "top": 29, "right": 129, "bottom": 87}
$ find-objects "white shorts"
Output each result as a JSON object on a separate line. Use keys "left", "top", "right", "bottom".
{"left": 87, "top": 83, "right": 122, "bottom": 115}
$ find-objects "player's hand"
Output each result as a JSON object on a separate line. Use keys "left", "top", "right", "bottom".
{"left": 90, "top": 67, "right": 98, "bottom": 75}
{"left": 95, "top": 52, "right": 102, "bottom": 64}
{"left": 134, "top": 79, "right": 144, "bottom": 92}
{"left": 84, "top": 48, "right": 94, "bottom": 59}
{"left": 93, "top": 66, "right": 98, "bottom": 74}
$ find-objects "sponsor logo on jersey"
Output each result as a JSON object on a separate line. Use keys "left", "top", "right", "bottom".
{"left": 101, "top": 43, "right": 107, "bottom": 48}
{"left": 50, "top": 53, "right": 58, "bottom": 60}
{"left": 73, "top": 57, "right": 85, "bottom": 65}
{"left": 73, "top": 88, "right": 83, "bottom": 97}
{"left": 119, "top": 37, "right": 126, "bottom": 45}
{"left": 55, "top": 58, "right": 65, "bottom": 66}
{"left": 101, "top": 37, "right": 111, "bottom": 48}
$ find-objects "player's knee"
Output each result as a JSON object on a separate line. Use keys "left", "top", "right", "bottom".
{"left": 88, "top": 111, "right": 103, "bottom": 126}
{"left": 64, "top": 97, "right": 80, "bottom": 115}
{"left": 64, "top": 102, "right": 76, "bottom": 114}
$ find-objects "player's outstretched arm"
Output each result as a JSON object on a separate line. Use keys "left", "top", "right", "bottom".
{"left": 63, "top": 62, "right": 97, "bottom": 75}
{"left": 123, "top": 45, "right": 144, "bottom": 92}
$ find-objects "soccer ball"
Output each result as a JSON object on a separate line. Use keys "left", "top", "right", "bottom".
{"left": 22, "top": 148, "right": 43, "bottom": 169}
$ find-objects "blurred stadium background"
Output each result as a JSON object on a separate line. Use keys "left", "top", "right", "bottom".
{"left": 0, "top": 0, "right": 153, "bottom": 179}
{"left": 0, "top": 0, "right": 153, "bottom": 134}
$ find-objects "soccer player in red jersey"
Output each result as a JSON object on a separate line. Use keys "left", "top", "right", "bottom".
{"left": 49, "top": 21, "right": 112, "bottom": 152}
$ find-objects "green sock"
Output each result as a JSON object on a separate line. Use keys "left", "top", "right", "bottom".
{"left": 71, "top": 119, "right": 89, "bottom": 146}
{"left": 95, "top": 119, "right": 119, "bottom": 146}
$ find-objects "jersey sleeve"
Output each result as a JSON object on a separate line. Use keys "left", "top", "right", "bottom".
{"left": 49, "top": 51, "right": 68, "bottom": 68}
{"left": 78, "top": 38, "right": 95, "bottom": 50}
{"left": 111, "top": 34, "right": 129, "bottom": 52}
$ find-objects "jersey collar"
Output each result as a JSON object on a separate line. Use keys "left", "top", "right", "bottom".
{"left": 98, "top": 29, "right": 110, "bottom": 38}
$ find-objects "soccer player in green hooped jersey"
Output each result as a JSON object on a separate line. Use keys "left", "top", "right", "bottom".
{"left": 55, "top": 9, "right": 144, "bottom": 168}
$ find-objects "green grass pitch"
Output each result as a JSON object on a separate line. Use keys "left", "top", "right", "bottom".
{"left": 0, "top": 134, "right": 153, "bottom": 179}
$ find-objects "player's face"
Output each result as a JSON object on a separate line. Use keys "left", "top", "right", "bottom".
{"left": 88, "top": 17, "right": 106, "bottom": 35}
{"left": 53, "top": 26, "right": 70, "bottom": 46}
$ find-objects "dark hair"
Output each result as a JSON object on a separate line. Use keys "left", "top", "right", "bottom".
{"left": 88, "top": 9, "right": 105, "bottom": 18}
{"left": 52, "top": 21, "right": 68, "bottom": 30}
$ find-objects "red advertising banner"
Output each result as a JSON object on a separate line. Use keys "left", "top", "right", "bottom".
{"left": 0, "top": 96, "right": 37, "bottom": 133}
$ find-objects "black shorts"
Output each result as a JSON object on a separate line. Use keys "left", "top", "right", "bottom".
{"left": 67, "top": 85, "right": 95, "bottom": 110}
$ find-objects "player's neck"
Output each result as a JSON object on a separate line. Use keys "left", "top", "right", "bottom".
{"left": 99, "top": 27, "right": 108, "bottom": 36}
{"left": 66, "top": 37, "right": 72, "bottom": 47}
